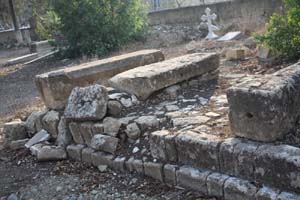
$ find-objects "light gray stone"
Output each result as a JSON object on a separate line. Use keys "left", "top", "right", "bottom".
{"left": 56, "top": 117, "right": 73, "bottom": 147}
{"left": 36, "top": 49, "right": 164, "bottom": 109}
{"left": 223, "top": 177, "right": 258, "bottom": 200}
{"left": 91, "top": 123, "right": 104, "bottom": 134}
{"left": 42, "top": 110, "right": 60, "bottom": 138}
{"left": 172, "top": 116, "right": 210, "bottom": 127}
{"left": 164, "top": 164, "right": 177, "bottom": 185}
{"left": 3, "top": 121, "right": 27, "bottom": 145}
{"left": 135, "top": 116, "right": 159, "bottom": 131}
{"left": 25, "top": 129, "right": 50, "bottom": 148}
{"left": 66, "top": 144, "right": 85, "bottom": 161}
{"left": 64, "top": 84, "right": 108, "bottom": 121}
{"left": 25, "top": 110, "right": 47, "bottom": 134}
{"left": 37, "top": 145, "right": 67, "bottom": 161}
{"left": 103, "top": 117, "right": 121, "bottom": 137}
{"left": 90, "top": 134, "right": 119, "bottom": 154}
{"left": 277, "top": 192, "right": 300, "bottom": 200}
{"left": 91, "top": 151, "right": 114, "bottom": 167}
{"left": 126, "top": 123, "right": 141, "bottom": 139}
{"left": 206, "top": 172, "right": 229, "bottom": 198}
{"left": 79, "top": 122, "right": 94, "bottom": 146}
{"left": 81, "top": 148, "right": 94, "bottom": 165}
{"left": 111, "top": 156, "right": 126, "bottom": 172}
{"left": 164, "top": 85, "right": 181, "bottom": 100}
{"left": 125, "top": 157, "right": 144, "bottom": 174}
{"left": 255, "top": 186, "right": 280, "bottom": 200}
{"left": 69, "top": 122, "right": 84, "bottom": 144}
{"left": 165, "top": 105, "right": 179, "bottom": 112}
{"left": 176, "top": 131, "right": 221, "bottom": 170}
{"left": 110, "top": 53, "right": 219, "bottom": 100}
{"left": 9, "top": 139, "right": 29, "bottom": 150}
{"left": 107, "top": 100, "right": 123, "bottom": 116}
{"left": 176, "top": 166, "right": 210, "bottom": 194}
{"left": 144, "top": 162, "right": 164, "bottom": 182}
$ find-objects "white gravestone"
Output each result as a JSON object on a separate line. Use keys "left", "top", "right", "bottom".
{"left": 201, "top": 7, "right": 219, "bottom": 40}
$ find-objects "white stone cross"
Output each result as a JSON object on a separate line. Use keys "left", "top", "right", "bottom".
{"left": 201, "top": 7, "right": 219, "bottom": 40}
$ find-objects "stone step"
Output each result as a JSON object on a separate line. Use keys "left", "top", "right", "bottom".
{"left": 227, "top": 62, "right": 300, "bottom": 142}
{"left": 35, "top": 49, "right": 164, "bottom": 110}
{"left": 149, "top": 130, "right": 300, "bottom": 194}
{"left": 109, "top": 53, "right": 219, "bottom": 100}
{"left": 66, "top": 145, "right": 300, "bottom": 200}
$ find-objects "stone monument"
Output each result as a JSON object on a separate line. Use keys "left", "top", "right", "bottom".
{"left": 201, "top": 7, "right": 219, "bottom": 40}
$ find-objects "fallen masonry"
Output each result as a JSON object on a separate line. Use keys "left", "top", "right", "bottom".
{"left": 35, "top": 49, "right": 164, "bottom": 109}
{"left": 227, "top": 62, "right": 300, "bottom": 142}
{"left": 109, "top": 53, "right": 219, "bottom": 100}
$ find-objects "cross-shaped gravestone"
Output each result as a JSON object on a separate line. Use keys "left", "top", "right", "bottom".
{"left": 201, "top": 7, "right": 219, "bottom": 40}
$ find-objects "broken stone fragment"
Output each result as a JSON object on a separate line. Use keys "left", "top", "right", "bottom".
{"left": 125, "top": 123, "right": 141, "bottom": 139}
{"left": 144, "top": 162, "right": 164, "bottom": 182}
{"left": 42, "top": 110, "right": 60, "bottom": 138}
{"left": 64, "top": 84, "right": 108, "bottom": 121}
{"left": 25, "top": 129, "right": 50, "bottom": 148}
{"left": 66, "top": 144, "right": 85, "bottom": 161}
{"left": 9, "top": 139, "right": 29, "bottom": 150}
{"left": 25, "top": 110, "right": 48, "bottom": 134}
{"left": 37, "top": 145, "right": 67, "bottom": 161}
{"left": 103, "top": 117, "right": 121, "bottom": 137}
{"left": 135, "top": 116, "right": 159, "bottom": 131}
{"left": 3, "top": 121, "right": 27, "bottom": 146}
{"left": 90, "top": 134, "right": 119, "bottom": 154}
{"left": 172, "top": 116, "right": 210, "bottom": 127}
{"left": 223, "top": 177, "right": 258, "bottom": 200}
{"left": 226, "top": 48, "right": 245, "bottom": 60}
{"left": 69, "top": 122, "right": 84, "bottom": 144}
{"left": 56, "top": 117, "right": 73, "bottom": 147}
{"left": 107, "top": 100, "right": 123, "bottom": 116}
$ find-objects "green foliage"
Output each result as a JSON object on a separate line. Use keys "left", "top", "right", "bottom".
{"left": 35, "top": 10, "right": 61, "bottom": 40}
{"left": 255, "top": 0, "right": 300, "bottom": 60}
{"left": 46, "top": 0, "right": 148, "bottom": 58}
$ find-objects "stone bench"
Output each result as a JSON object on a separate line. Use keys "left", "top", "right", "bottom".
{"left": 227, "top": 62, "right": 300, "bottom": 142}
{"left": 35, "top": 49, "right": 164, "bottom": 110}
{"left": 109, "top": 53, "right": 219, "bottom": 100}
{"left": 30, "top": 40, "right": 53, "bottom": 56}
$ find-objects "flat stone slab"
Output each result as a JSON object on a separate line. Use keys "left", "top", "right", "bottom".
{"left": 35, "top": 49, "right": 164, "bottom": 109}
{"left": 227, "top": 62, "right": 300, "bottom": 142}
{"left": 109, "top": 53, "right": 219, "bottom": 100}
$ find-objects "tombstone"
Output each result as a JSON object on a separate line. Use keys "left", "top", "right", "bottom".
{"left": 201, "top": 7, "right": 219, "bottom": 40}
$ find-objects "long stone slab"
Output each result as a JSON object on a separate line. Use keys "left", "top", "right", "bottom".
{"left": 109, "top": 53, "right": 219, "bottom": 100}
{"left": 35, "top": 49, "right": 164, "bottom": 109}
{"left": 227, "top": 62, "right": 300, "bottom": 142}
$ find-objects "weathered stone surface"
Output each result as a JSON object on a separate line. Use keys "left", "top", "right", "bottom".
{"left": 90, "top": 134, "right": 119, "bottom": 154}
{"left": 176, "top": 131, "right": 221, "bottom": 170}
{"left": 227, "top": 63, "right": 300, "bottom": 142}
{"left": 149, "top": 130, "right": 177, "bottom": 162}
{"left": 277, "top": 192, "right": 300, "bottom": 200}
{"left": 172, "top": 116, "right": 210, "bottom": 127}
{"left": 255, "top": 187, "right": 280, "bottom": 200}
{"left": 9, "top": 139, "right": 29, "bottom": 150}
{"left": 107, "top": 100, "right": 123, "bottom": 116}
{"left": 25, "top": 129, "right": 50, "bottom": 148}
{"left": 254, "top": 144, "right": 300, "bottom": 192}
{"left": 66, "top": 144, "right": 85, "bottom": 161}
{"left": 226, "top": 49, "right": 245, "bottom": 60}
{"left": 164, "top": 164, "right": 177, "bottom": 185}
{"left": 125, "top": 157, "right": 144, "bottom": 174}
{"left": 37, "top": 146, "right": 67, "bottom": 161}
{"left": 110, "top": 53, "right": 219, "bottom": 100}
{"left": 69, "top": 122, "right": 84, "bottom": 144}
{"left": 81, "top": 148, "right": 94, "bottom": 165}
{"left": 91, "top": 151, "right": 114, "bottom": 167}
{"left": 30, "top": 143, "right": 44, "bottom": 156}
{"left": 103, "top": 117, "right": 121, "bottom": 137}
{"left": 164, "top": 85, "right": 181, "bottom": 100}
{"left": 144, "top": 162, "right": 164, "bottom": 182}
{"left": 35, "top": 49, "right": 164, "bottom": 109}
{"left": 91, "top": 123, "right": 104, "bottom": 134}
{"left": 111, "top": 156, "right": 126, "bottom": 172}
{"left": 219, "top": 138, "right": 242, "bottom": 176}
{"left": 125, "top": 123, "right": 141, "bottom": 139}
{"left": 56, "top": 117, "right": 73, "bottom": 147}
{"left": 42, "top": 110, "right": 60, "bottom": 138}
{"left": 3, "top": 121, "right": 27, "bottom": 145}
{"left": 64, "top": 85, "right": 108, "bottom": 121}
{"left": 223, "top": 177, "right": 258, "bottom": 200}
{"left": 176, "top": 166, "right": 210, "bottom": 194}
{"left": 135, "top": 116, "right": 159, "bottom": 131}
{"left": 206, "top": 172, "right": 229, "bottom": 198}
{"left": 25, "top": 110, "right": 47, "bottom": 134}
{"left": 79, "top": 122, "right": 94, "bottom": 146}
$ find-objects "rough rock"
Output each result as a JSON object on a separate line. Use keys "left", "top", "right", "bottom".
{"left": 109, "top": 53, "right": 219, "bottom": 100}
{"left": 25, "top": 129, "right": 50, "bottom": 148}
{"left": 111, "top": 156, "right": 126, "bottom": 172}
{"left": 176, "top": 166, "right": 210, "bottom": 194}
{"left": 223, "top": 177, "right": 258, "bottom": 200}
{"left": 91, "top": 151, "right": 114, "bottom": 167}
{"left": 66, "top": 144, "right": 85, "bottom": 161}
{"left": 255, "top": 187, "right": 280, "bottom": 200}
{"left": 103, "top": 117, "right": 121, "bottom": 137}
{"left": 277, "top": 192, "right": 300, "bottom": 200}
{"left": 244, "top": 37, "right": 256, "bottom": 49}
{"left": 226, "top": 49, "right": 245, "bottom": 60}
{"left": 176, "top": 131, "right": 221, "bottom": 170}
{"left": 25, "top": 110, "right": 47, "bottom": 134}
{"left": 64, "top": 84, "right": 108, "bottom": 121}
{"left": 9, "top": 139, "right": 29, "bottom": 150}
{"left": 164, "top": 85, "right": 181, "bottom": 100}
{"left": 37, "top": 145, "right": 67, "bottom": 161}
{"left": 135, "top": 116, "right": 159, "bottom": 131}
{"left": 91, "top": 123, "right": 104, "bottom": 134}
{"left": 35, "top": 49, "right": 164, "bottom": 109}
{"left": 79, "top": 122, "right": 94, "bottom": 146}
{"left": 164, "top": 164, "right": 177, "bottom": 185}
{"left": 90, "top": 134, "right": 119, "bottom": 154}
{"left": 107, "top": 100, "right": 123, "bottom": 116}
{"left": 172, "top": 116, "right": 210, "bottom": 127}
{"left": 125, "top": 123, "right": 141, "bottom": 139}
{"left": 42, "top": 110, "right": 60, "bottom": 138}
{"left": 3, "top": 121, "right": 27, "bottom": 145}
{"left": 125, "top": 157, "right": 144, "bottom": 174}
{"left": 206, "top": 173, "right": 229, "bottom": 198}
{"left": 81, "top": 148, "right": 94, "bottom": 165}
{"left": 56, "top": 117, "right": 73, "bottom": 147}
{"left": 69, "top": 122, "right": 84, "bottom": 144}
{"left": 144, "top": 162, "right": 164, "bottom": 182}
